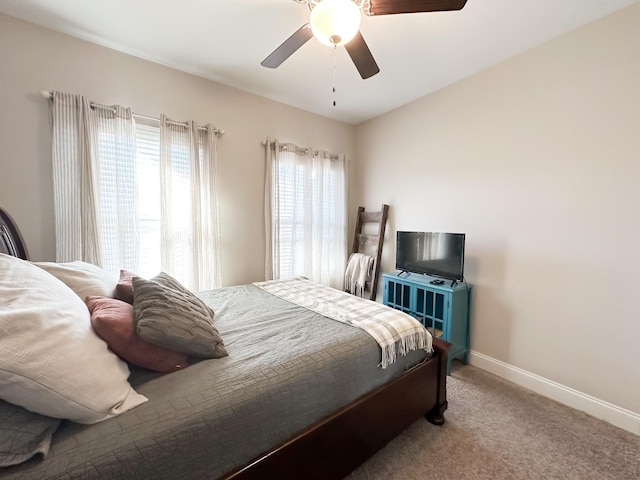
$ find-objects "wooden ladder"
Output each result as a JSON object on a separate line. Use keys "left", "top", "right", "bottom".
{"left": 349, "top": 204, "right": 389, "bottom": 301}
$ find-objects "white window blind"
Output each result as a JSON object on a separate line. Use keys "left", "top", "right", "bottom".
{"left": 96, "top": 121, "right": 162, "bottom": 280}
{"left": 134, "top": 123, "right": 162, "bottom": 279}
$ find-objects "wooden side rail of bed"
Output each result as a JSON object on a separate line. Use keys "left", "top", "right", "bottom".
{"left": 226, "top": 338, "right": 450, "bottom": 480}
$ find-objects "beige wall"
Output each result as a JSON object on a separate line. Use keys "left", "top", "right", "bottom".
{"left": 0, "top": 14, "right": 355, "bottom": 287}
{"left": 354, "top": 4, "right": 640, "bottom": 417}
{"left": 2, "top": 6, "right": 639, "bottom": 429}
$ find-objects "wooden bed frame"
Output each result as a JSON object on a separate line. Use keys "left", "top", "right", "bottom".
{"left": 0, "top": 208, "right": 28, "bottom": 260}
{"left": 226, "top": 339, "right": 449, "bottom": 480}
{"left": 0, "top": 207, "right": 449, "bottom": 480}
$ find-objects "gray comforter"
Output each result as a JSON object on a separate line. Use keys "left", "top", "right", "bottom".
{"left": 4, "top": 284, "right": 427, "bottom": 479}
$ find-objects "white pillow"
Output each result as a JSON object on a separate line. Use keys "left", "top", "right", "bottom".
{"left": 31, "top": 260, "right": 117, "bottom": 300}
{"left": 0, "top": 253, "right": 147, "bottom": 424}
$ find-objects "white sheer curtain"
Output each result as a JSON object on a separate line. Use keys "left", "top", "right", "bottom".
{"left": 159, "top": 115, "right": 221, "bottom": 291}
{"left": 49, "top": 92, "right": 221, "bottom": 291}
{"left": 51, "top": 91, "right": 135, "bottom": 266}
{"left": 264, "top": 139, "right": 347, "bottom": 288}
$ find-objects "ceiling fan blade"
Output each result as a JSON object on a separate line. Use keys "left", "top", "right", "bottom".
{"left": 261, "top": 24, "right": 313, "bottom": 68}
{"left": 367, "top": 0, "right": 467, "bottom": 16}
{"left": 345, "top": 31, "right": 380, "bottom": 79}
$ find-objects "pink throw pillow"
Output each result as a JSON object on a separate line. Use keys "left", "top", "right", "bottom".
{"left": 114, "top": 269, "right": 135, "bottom": 304}
{"left": 86, "top": 296, "right": 189, "bottom": 373}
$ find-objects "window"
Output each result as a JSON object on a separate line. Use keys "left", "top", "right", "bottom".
{"left": 50, "top": 91, "right": 221, "bottom": 291}
{"left": 96, "top": 119, "right": 220, "bottom": 290}
{"left": 265, "top": 141, "right": 347, "bottom": 289}
{"left": 96, "top": 121, "right": 162, "bottom": 280}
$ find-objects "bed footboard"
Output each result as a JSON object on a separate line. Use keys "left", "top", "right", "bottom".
{"left": 225, "top": 340, "right": 449, "bottom": 480}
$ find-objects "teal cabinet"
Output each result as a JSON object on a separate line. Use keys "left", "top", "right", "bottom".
{"left": 383, "top": 272, "right": 471, "bottom": 375}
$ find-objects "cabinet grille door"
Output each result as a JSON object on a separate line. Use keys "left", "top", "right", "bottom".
{"left": 415, "top": 286, "right": 445, "bottom": 338}
{"left": 385, "top": 280, "right": 412, "bottom": 314}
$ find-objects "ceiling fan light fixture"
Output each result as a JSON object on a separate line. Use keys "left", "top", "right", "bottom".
{"left": 310, "top": 0, "right": 362, "bottom": 47}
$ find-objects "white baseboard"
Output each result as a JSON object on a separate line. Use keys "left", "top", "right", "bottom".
{"left": 468, "top": 350, "right": 640, "bottom": 437}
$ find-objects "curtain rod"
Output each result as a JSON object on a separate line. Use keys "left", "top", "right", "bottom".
{"left": 262, "top": 139, "right": 341, "bottom": 160}
{"left": 40, "top": 90, "right": 224, "bottom": 136}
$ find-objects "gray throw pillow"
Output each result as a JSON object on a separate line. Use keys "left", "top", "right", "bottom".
{"left": 0, "top": 400, "right": 60, "bottom": 467}
{"left": 132, "top": 272, "right": 227, "bottom": 359}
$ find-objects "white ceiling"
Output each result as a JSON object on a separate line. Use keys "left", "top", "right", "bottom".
{"left": 1, "top": 0, "right": 638, "bottom": 125}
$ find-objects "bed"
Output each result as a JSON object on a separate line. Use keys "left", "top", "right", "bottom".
{"left": 0, "top": 207, "right": 449, "bottom": 479}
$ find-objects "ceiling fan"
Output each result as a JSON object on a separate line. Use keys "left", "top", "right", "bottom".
{"left": 261, "top": 0, "right": 468, "bottom": 79}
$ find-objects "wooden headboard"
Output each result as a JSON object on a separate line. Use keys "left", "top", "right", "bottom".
{"left": 0, "top": 208, "right": 29, "bottom": 259}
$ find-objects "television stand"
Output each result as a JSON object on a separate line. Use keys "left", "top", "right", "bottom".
{"left": 383, "top": 272, "right": 471, "bottom": 375}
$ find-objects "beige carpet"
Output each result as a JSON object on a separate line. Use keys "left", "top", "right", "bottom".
{"left": 347, "top": 362, "right": 640, "bottom": 480}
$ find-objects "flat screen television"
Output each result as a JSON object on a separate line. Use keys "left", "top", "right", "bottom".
{"left": 396, "top": 231, "right": 465, "bottom": 282}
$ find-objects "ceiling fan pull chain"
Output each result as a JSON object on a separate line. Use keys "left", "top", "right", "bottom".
{"left": 333, "top": 45, "right": 337, "bottom": 107}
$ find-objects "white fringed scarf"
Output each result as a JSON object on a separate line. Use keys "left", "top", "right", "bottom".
{"left": 344, "top": 253, "right": 375, "bottom": 298}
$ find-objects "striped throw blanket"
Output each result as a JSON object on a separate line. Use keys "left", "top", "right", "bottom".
{"left": 254, "top": 277, "right": 432, "bottom": 368}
